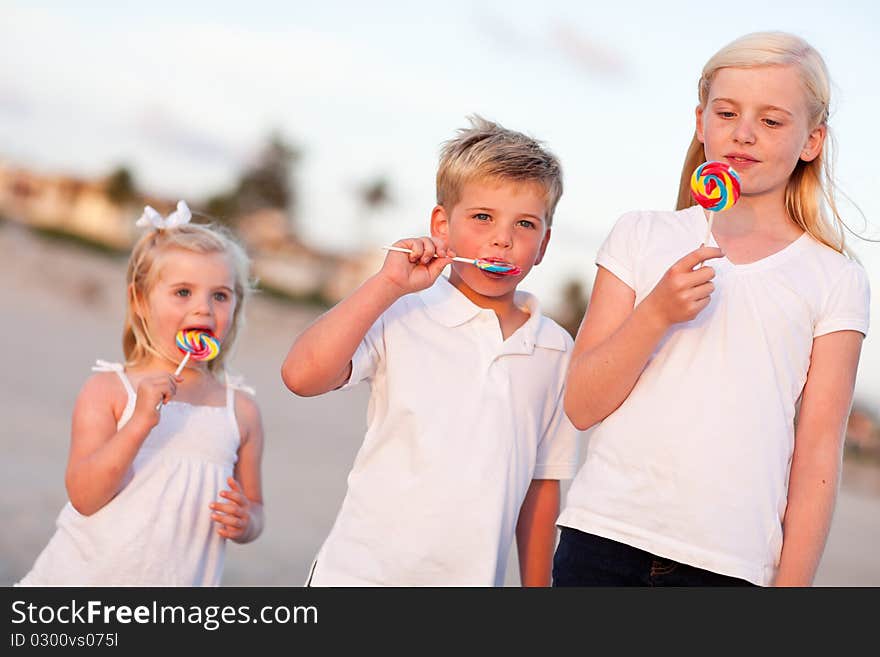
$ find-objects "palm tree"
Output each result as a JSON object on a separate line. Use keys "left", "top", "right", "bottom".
{"left": 205, "top": 132, "right": 301, "bottom": 231}
{"left": 355, "top": 175, "right": 393, "bottom": 245}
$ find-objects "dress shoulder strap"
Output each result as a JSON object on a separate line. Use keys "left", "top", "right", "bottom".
{"left": 224, "top": 371, "right": 256, "bottom": 398}
{"left": 92, "top": 360, "right": 137, "bottom": 426}
{"left": 92, "top": 359, "right": 137, "bottom": 399}
{"left": 224, "top": 371, "right": 255, "bottom": 433}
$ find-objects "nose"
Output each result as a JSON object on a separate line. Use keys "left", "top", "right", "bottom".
{"left": 192, "top": 293, "right": 214, "bottom": 317}
{"left": 732, "top": 116, "right": 756, "bottom": 145}
{"left": 491, "top": 225, "right": 513, "bottom": 249}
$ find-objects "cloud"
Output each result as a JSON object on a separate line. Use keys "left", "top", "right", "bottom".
{"left": 0, "top": 85, "right": 34, "bottom": 119}
{"left": 137, "top": 106, "right": 244, "bottom": 163}
{"left": 473, "top": 9, "right": 631, "bottom": 80}
{"left": 549, "top": 23, "right": 629, "bottom": 78}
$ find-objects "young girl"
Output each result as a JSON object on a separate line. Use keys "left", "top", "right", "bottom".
{"left": 17, "top": 201, "right": 265, "bottom": 586}
{"left": 555, "top": 32, "right": 870, "bottom": 587}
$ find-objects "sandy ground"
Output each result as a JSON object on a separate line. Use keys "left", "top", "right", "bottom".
{"left": 2, "top": 221, "right": 878, "bottom": 586}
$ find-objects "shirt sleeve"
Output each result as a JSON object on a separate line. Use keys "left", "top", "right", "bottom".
{"left": 594, "top": 211, "right": 643, "bottom": 291}
{"left": 533, "top": 342, "right": 582, "bottom": 480}
{"left": 338, "top": 312, "right": 386, "bottom": 390}
{"left": 814, "top": 261, "right": 871, "bottom": 338}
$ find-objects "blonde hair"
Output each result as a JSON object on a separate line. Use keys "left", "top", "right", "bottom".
{"left": 437, "top": 115, "right": 563, "bottom": 226}
{"left": 123, "top": 222, "right": 253, "bottom": 374}
{"left": 676, "top": 31, "right": 847, "bottom": 253}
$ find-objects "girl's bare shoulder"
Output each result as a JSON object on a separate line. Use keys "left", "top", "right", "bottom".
{"left": 77, "top": 370, "right": 130, "bottom": 419}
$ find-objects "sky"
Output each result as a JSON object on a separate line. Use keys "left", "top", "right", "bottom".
{"left": 1, "top": 0, "right": 878, "bottom": 400}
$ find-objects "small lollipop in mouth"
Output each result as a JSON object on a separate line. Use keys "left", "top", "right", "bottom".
{"left": 472, "top": 257, "right": 521, "bottom": 276}
{"left": 156, "top": 329, "right": 221, "bottom": 410}
{"left": 175, "top": 328, "right": 221, "bottom": 370}
{"left": 381, "top": 246, "right": 521, "bottom": 276}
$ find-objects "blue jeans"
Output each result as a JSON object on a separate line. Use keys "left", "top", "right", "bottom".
{"left": 552, "top": 527, "right": 756, "bottom": 587}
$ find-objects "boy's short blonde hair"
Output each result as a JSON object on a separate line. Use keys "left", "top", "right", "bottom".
{"left": 436, "top": 115, "right": 563, "bottom": 226}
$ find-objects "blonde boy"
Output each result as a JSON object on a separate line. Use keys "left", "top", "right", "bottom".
{"left": 282, "top": 116, "right": 579, "bottom": 586}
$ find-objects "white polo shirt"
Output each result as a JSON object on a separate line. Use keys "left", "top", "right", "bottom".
{"left": 309, "top": 275, "right": 581, "bottom": 586}
{"left": 558, "top": 205, "right": 871, "bottom": 586}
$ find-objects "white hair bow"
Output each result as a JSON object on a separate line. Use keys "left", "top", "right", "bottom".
{"left": 136, "top": 200, "right": 192, "bottom": 230}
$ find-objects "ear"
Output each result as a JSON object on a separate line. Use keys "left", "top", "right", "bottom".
{"left": 800, "top": 124, "right": 826, "bottom": 163}
{"left": 533, "top": 228, "right": 552, "bottom": 267}
{"left": 695, "top": 104, "right": 706, "bottom": 144}
{"left": 430, "top": 204, "right": 449, "bottom": 240}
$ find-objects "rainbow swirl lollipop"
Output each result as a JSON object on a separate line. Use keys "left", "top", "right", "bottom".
{"left": 690, "top": 161, "right": 741, "bottom": 212}
{"left": 691, "top": 161, "right": 741, "bottom": 245}
{"left": 175, "top": 329, "right": 221, "bottom": 363}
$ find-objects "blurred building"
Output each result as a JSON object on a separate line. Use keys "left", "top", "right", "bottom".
{"left": 0, "top": 163, "right": 138, "bottom": 249}
{"left": 0, "top": 162, "right": 369, "bottom": 304}
{"left": 846, "top": 404, "right": 880, "bottom": 460}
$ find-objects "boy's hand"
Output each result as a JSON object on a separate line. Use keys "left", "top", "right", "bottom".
{"left": 642, "top": 246, "right": 724, "bottom": 328}
{"left": 132, "top": 373, "right": 183, "bottom": 430}
{"left": 210, "top": 477, "right": 254, "bottom": 541}
{"left": 379, "top": 237, "right": 454, "bottom": 294}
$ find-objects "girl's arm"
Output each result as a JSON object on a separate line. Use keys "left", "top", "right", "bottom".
{"left": 774, "top": 330, "right": 864, "bottom": 586}
{"left": 212, "top": 391, "right": 265, "bottom": 543}
{"left": 564, "top": 246, "right": 722, "bottom": 430}
{"left": 281, "top": 237, "right": 452, "bottom": 397}
{"left": 515, "top": 479, "right": 560, "bottom": 587}
{"left": 65, "top": 371, "right": 179, "bottom": 516}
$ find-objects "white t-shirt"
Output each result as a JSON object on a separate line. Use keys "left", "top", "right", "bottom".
{"left": 558, "top": 205, "right": 871, "bottom": 586}
{"left": 309, "top": 275, "right": 581, "bottom": 586}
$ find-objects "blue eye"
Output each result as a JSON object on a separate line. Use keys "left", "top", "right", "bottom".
{"left": 718, "top": 111, "right": 736, "bottom": 119}
{"left": 517, "top": 219, "right": 536, "bottom": 229}
{"left": 175, "top": 288, "right": 191, "bottom": 298}
{"left": 473, "top": 213, "right": 490, "bottom": 221}
{"left": 213, "top": 291, "right": 230, "bottom": 302}
{"left": 763, "top": 118, "right": 782, "bottom": 127}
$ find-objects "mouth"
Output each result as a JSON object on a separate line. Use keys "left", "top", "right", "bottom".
{"left": 724, "top": 153, "right": 759, "bottom": 166}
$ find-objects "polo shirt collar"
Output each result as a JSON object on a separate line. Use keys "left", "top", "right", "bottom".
{"left": 418, "top": 276, "right": 568, "bottom": 352}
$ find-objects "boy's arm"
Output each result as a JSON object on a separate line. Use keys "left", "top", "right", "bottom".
{"left": 564, "top": 247, "right": 722, "bottom": 430}
{"left": 515, "top": 479, "right": 560, "bottom": 587}
{"left": 281, "top": 237, "right": 452, "bottom": 397}
{"left": 774, "top": 330, "right": 863, "bottom": 586}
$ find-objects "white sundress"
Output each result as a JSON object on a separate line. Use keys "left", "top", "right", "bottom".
{"left": 17, "top": 360, "right": 252, "bottom": 586}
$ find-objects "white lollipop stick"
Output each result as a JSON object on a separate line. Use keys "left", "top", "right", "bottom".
{"left": 381, "top": 245, "right": 520, "bottom": 274}
{"left": 383, "top": 245, "right": 471, "bottom": 266}
{"left": 155, "top": 352, "right": 192, "bottom": 411}
{"left": 174, "top": 351, "right": 191, "bottom": 377}
{"left": 702, "top": 210, "right": 715, "bottom": 247}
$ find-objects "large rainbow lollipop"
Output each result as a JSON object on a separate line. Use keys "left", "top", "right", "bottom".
{"left": 382, "top": 246, "right": 521, "bottom": 276}
{"left": 690, "top": 161, "right": 741, "bottom": 245}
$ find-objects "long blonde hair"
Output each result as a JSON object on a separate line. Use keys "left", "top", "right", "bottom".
{"left": 123, "top": 223, "right": 253, "bottom": 374}
{"left": 676, "top": 31, "right": 847, "bottom": 253}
